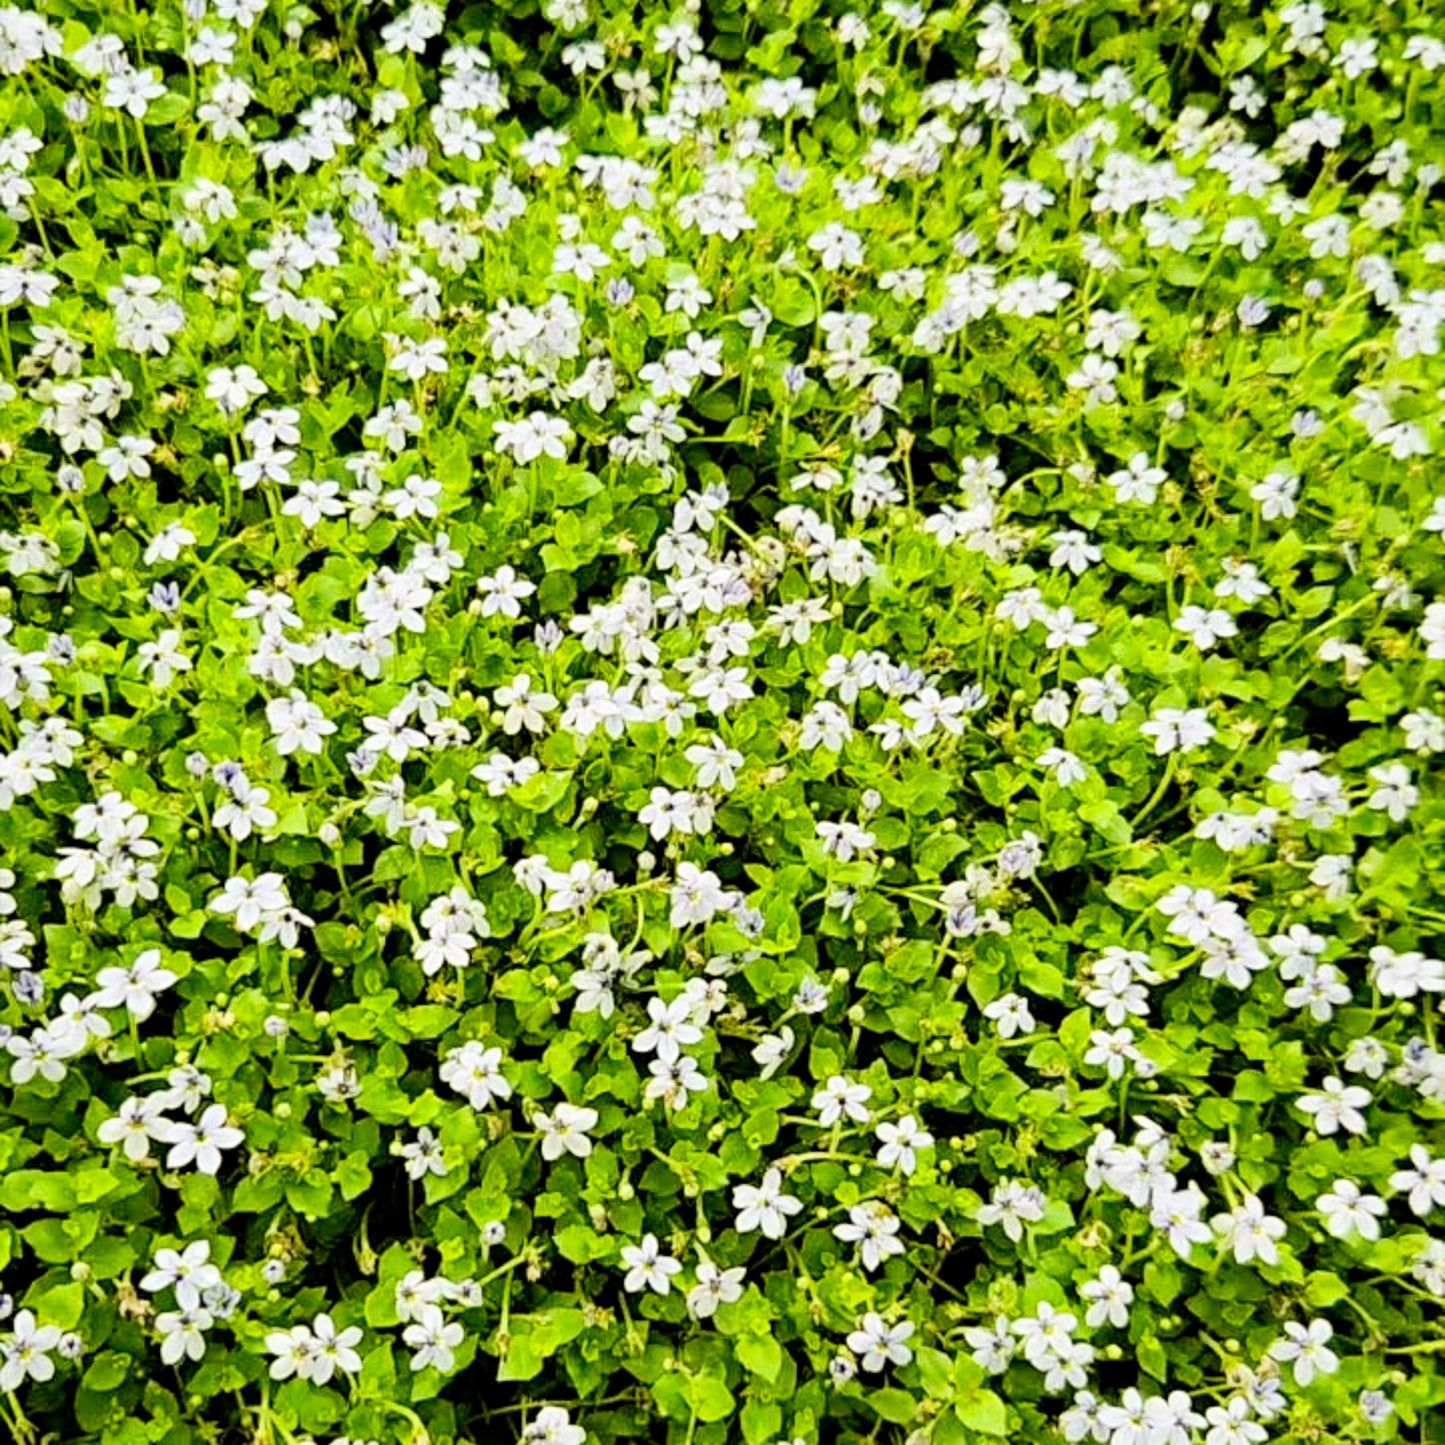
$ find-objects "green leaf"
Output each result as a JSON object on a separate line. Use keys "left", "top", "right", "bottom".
{"left": 768, "top": 276, "right": 816, "bottom": 327}
{"left": 954, "top": 1389, "right": 1008, "bottom": 1436}
{"left": 868, "top": 1388, "right": 919, "bottom": 1424}
{"left": 686, "top": 1374, "right": 736, "bottom": 1423}
{"left": 499, "top": 1309, "right": 588, "bottom": 1380}
{"left": 29, "top": 1280, "right": 85, "bottom": 1330}
{"left": 82, "top": 1351, "right": 130, "bottom": 1392}
{"left": 511, "top": 770, "right": 574, "bottom": 813}
{"left": 741, "top": 1399, "right": 782, "bottom": 1445}
{"left": 1137, "top": 1335, "right": 1169, "bottom": 1382}
{"left": 336, "top": 1152, "right": 373, "bottom": 1202}
{"left": 736, "top": 1332, "right": 783, "bottom": 1381}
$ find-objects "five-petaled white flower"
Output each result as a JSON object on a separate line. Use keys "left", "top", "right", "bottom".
{"left": 811, "top": 1074, "right": 872, "bottom": 1127}
{"left": 875, "top": 1115, "right": 933, "bottom": 1175}
{"left": 732, "top": 1168, "right": 803, "bottom": 1239}
{"left": 1268, "top": 1318, "right": 1339, "bottom": 1386}
{"left": 534, "top": 1102, "right": 599, "bottom": 1161}
{"left": 620, "top": 1233, "right": 682, "bottom": 1295}
{"left": 153, "top": 1104, "right": 245, "bottom": 1176}
{"left": 846, "top": 1312, "right": 914, "bottom": 1372}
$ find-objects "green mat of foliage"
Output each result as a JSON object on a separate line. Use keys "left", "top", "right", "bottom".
{"left": 0, "top": 0, "right": 1443, "bottom": 1443}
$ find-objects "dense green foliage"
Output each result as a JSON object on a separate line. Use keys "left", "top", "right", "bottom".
{"left": 0, "top": 1, "right": 1443, "bottom": 1444}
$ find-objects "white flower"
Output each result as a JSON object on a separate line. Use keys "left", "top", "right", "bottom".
{"left": 98, "top": 1095, "right": 169, "bottom": 1162}
{"left": 685, "top": 735, "right": 745, "bottom": 790}
{"left": 206, "top": 364, "right": 267, "bottom": 414}
{"left": 644, "top": 1053, "right": 710, "bottom": 1111}
{"left": 732, "top": 1168, "right": 803, "bottom": 1239}
{"left": 400, "top": 1127, "right": 448, "bottom": 1181}
{"left": 1047, "top": 529, "right": 1102, "bottom": 577}
{"left": 811, "top": 1074, "right": 872, "bottom": 1126}
{"left": 1413, "top": 1238, "right": 1445, "bottom": 1296}
{"left": 1214, "top": 1193, "right": 1287, "bottom": 1266}
{"left": 93, "top": 949, "right": 178, "bottom": 1020}
{"left": 1316, "top": 1179, "right": 1387, "bottom": 1240}
{"left": 1038, "top": 747, "right": 1087, "bottom": 786}
{"left": 208, "top": 872, "right": 289, "bottom": 932}
{"left": 1391, "top": 1145, "right": 1445, "bottom": 1217}
{"left": 1367, "top": 762, "right": 1418, "bottom": 821}
{"left": 143, "top": 522, "right": 198, "bottom": 565}
{"left": 534, "top": 1102, "right": 599, "bottom": 1161}
{"left": 1042, "top": 605, "right": 1098, "bottom": 647}
{"left": 1215, "top": 559, "right": 1272, "bottom": 604}
{"left": 807, "top": 221, "right": 864, "bottom": 270}
{"left": 1140, "top": 707, "right": 1216, "bottom": 754}
{"left": 1401, "top": 708, "right": 1445, "bottom": 754}
{"left": 1080, "top": 1264, "right": 1134, "bottom": 1328}
{"left": 140, "top": 1241, "right": 222, "bottom": 1303}
{"left": 1084, "top": 1027, "right": 1141, "bottom": 1079}
{"left": 1174, "top": 605, "right": 1238, "bottom": 650}
{"left": 136, "top": 627, "right": 194, "bottom": 686}
{"left": 1310, "top": 853, "right": 1353, "bottom": 900}
{"left": 620, "top": 1233, "right": 682, "bottom": 1295}
{"left": 387, "top": 334, "right": 448, "bottom": 380}
{"left": 0, "top": 1311, "right": 63, "bottom": 1391}
{"left": 669, "top": 862, "right": 733, "bottom": 927}
{"left": 1268, "top": 1318, "right": 1338, "bottom": 1386}
{"left": 494, "top": 411, "right": 573, "bottom": 464}
{"left": 963, "top": 1316, "right": 1016, "bottom": 1375}
{"left": 493, "top": 673, "right": 558, "bottom": 735}
{"left": 875, "top": 1115, "right": 933, "bottom": 1175}
{"left": 1150, "top": 1182, "right": 1214, "bottom": 1259}
{"left": 153, "top": 1063, "right": 212, "bottom": 1114}
{"left": 833, "top": 1201, "right": 905, "bottom": 1271}
{"left": 394, "top": 1269, "right": 451, "bottom": 1324}
{"left": 977, "top": 1180, "right": 1047, "bottom": 1241}
{"left": 439, "top": 1041, "right": 512, "bottom": 1111}
{"left": 402, "top": 1303, "right": 464, "bottom": 1373}
{"left": 157, "top": 1306, "right": 213, "bottom": 1365}
{"left": 1107, "top": 451, "right": 1166, "bottom": 503}
{"left": 1204, "top": 1396, "right": 1267, "bottom": 1445}
{"left": 686, "top": 1261, "right": 747, "bottom": 1321}
{"left": 1357, "top": 1390, "right": 1394, "bottom": 1427}
{"left": 1344, "top": 1036, "right": 1390, "bottom": 1080}
{"left": 1251, "top": 469, "right": 1300, "bottom": 519}
{"left": 1369, "top": 945, "right": 1445, "bottom": 998}
{"left": 266, "top": 1323, "right": 319, "bottom": 1381}
{"left": 523, "top": 1405, "right": 587, "bottom": 1445}
{"left": 983, "top": 992, "right": 1035, "bottom": 1039}
{"left": 632, "top": 995, "right": 704, "bottom": 1064}
{"left": 1297, "top": 1076, "right": 1371, "bottom": 1136}
{"left": 1012, "top": 1300, "right": 1078, "bottom": 1366}
{"left": 153, "top": 1103, "right": 244, "bottom": 1176}
{"left": 846, "top": 1313, "right": 914, "bottom": 1372}
{"left": 475, "top": 565, "right": 536, "bottom": 619}
{"left": 751, "top": 1026, "right": 795, "bottom": 1079}
{"left": 103, "top": 66, "right": 168, "bottom": 118}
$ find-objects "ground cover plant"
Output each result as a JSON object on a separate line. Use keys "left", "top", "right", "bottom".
{"left": 0, "top": 0, "right": 1443, "bottom": 1441}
